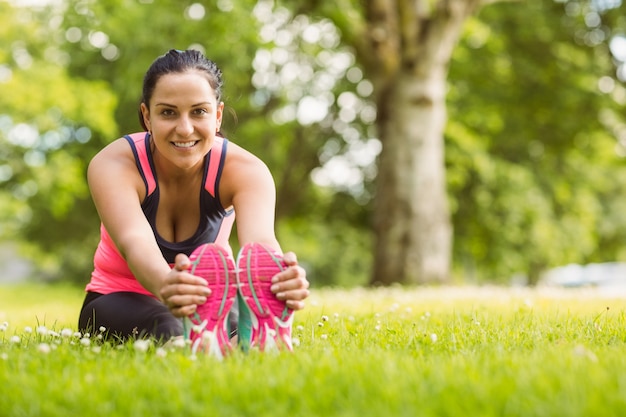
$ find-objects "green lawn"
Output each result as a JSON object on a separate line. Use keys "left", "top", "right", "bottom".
{"left": 1, "top": 283, "right": 625, "bottom": 416}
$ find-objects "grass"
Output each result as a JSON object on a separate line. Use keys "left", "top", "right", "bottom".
{"left": 1, "top": 283, "right": 626, "bottom": 416}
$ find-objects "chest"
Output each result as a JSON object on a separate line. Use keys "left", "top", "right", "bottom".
{"left": 154, "top": 180, "right": 202, "bottom": 243}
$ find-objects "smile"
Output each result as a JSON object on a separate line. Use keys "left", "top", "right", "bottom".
{"left": 172, "top": 141, "right": 198, "bottom": 148}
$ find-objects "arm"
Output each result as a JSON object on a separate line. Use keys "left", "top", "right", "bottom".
{"left": 88, "top": 139, "right": 209, "bottom": 315}
{"left": 220, "top": 144, "right": 309, "bottom": 309}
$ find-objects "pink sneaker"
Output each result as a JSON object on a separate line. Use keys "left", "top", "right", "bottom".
{"left": 184, "top": 244, "right": 237, "bottom": 359}
{"left": 236, "top": 243, "right": 294, "bottom": 352}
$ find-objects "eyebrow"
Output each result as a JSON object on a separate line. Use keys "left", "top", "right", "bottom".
{"left": 154, "top": 102, "right": 213, "bottom": 108}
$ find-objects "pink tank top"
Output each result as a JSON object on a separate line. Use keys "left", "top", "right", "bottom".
{"left": 85, "top": 132, "right": 235, "bottom": 296}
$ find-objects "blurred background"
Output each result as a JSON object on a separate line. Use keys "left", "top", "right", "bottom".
{"left": 0, "top": 0, "right": 625, "bottom": 289}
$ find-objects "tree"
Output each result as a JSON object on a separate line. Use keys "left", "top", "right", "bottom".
{"left": 278, "top": 0, "right": 625, "bottom": 285}
{"left": 285, "top": 0, "right": 488, "bottom": 284}
{"left": 446, "top": 0, "right": 626, "bottom": 284}
{"left": 0, "top": 1, "right": 117, "bottom": 278}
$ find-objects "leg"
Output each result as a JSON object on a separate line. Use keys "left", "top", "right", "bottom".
{"left": 78, "top": 291, "right": 182, "bottom": 342}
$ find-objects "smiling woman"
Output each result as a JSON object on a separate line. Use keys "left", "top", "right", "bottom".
{"left": 78, "top": 50, "right": 310, "bottom": 357}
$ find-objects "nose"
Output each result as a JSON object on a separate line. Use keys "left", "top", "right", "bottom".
{"left": 176, "top": 115, "right": 194, "bottom": 137}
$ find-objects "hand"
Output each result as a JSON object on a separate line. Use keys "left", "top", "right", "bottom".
{"left": 270, "top": 251, "right": 310, "bottom": 310}
{"left": 159, "top": 253, "right": 212, "bottom": 318}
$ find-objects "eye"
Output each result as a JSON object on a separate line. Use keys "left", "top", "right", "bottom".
{"left": 193, "top": 108, "right": 209, "bottom": 116}
{"left": 160, "top": 109, "right": 175, "bottom": 116}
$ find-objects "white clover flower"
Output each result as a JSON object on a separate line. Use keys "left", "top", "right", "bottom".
{"left": 10, "top": 335, "right": 20, "bottom": 344}
{"left": 36, "top": 326, "right": 47, "bottom": 336}
{"left": 96, "top": 334, "right": 103, "bottom": 340}
{"left": 424, "top": 311, "right": 431, "bottom": 318}
{"left": 156, "top": 348, "right": 167, "bottom": 358}
{"left": 24, "top": 326, "right": 32, "bottom": 334}
{"left": 296, "top": 325, "right": 304, "bottom": 332}
{"left": 171, "top": 338, "right": 186, "bottom": 349}
{"left": 47, "top": 331, "right": 59, "bottom": 338}
{"left": 292, "top": 337, "right": 300, "bottom": 347}
{"left": 37, "top": 343, "right": 51, "bottom": 354}
{"left": 321, "top": 315, "right": 329, "bottom": 322}
{"left": 374, "top": 325, "right": 381, "bottom": 331}
{"left": 430, "top": 333, "right": 438, "bottom": 343}
{"left": 73, "top": 332, "right": 82, "bottom": 338}
{"left": 80, "top": 337, "right": 91, "bottom": 347}
{"left": 333, "top": 313, "right": 340, "bottom": 319}
{"left": 133, "top": 339, "right": 151, "bottom": 352}
{"left": 317, "top": 322, "right": 324, "bottom": 327}
{"left": 99, "top": 326, "right": 106, "bottom": 333}
{"left": 0, "top": 353, "right": 7, "bottom": 360}
{"left": 320, "top": 334, "right": 328, "bottom": 340}
{"left": 61, "top": 328, "right": 73, "bottom": 338}
{"left": 92, "top": 346, "right": 102, "bottom": 354}
{"left": 0, "top": 321, "right": 8, "bottom": 331}
{"left": 83, "top": 333, "right": 90, "bottom": 338}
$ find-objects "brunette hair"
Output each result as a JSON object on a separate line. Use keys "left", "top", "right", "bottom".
{"left": 138, "top": 49, "right": 224, "bottom": 131}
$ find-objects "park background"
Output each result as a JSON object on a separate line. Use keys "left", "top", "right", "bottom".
{"left": 3, "top": 2, "right": 626, "bottom": 416}
{"left": 1, "top": 0, "right": 625, "bottom": 289}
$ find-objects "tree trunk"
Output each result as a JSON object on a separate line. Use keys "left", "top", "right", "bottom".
{"left": 372, "top": 69, "right": 452, "bottom": 285}
{"left": 365, "top": 0, "right": 481, "bottom": 285}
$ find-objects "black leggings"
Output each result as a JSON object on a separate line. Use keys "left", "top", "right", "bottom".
{"left": 78, "top": 292, "right": 183, "bottom": 341}
{"left": 78, "top": 291, "right": 239, "bottom": 342}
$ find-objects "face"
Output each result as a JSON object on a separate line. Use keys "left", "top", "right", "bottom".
{"left": 140, "top": 70, "right": 224, "bottom": 171}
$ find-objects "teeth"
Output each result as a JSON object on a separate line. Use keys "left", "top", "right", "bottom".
{"left": 173, "top": 141, "right": 197, "bottom": 148}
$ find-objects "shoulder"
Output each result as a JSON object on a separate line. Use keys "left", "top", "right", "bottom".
{"left": 219, "top": 139, "right": 275, "bottom": 206}
{"left": 88, "top": 137, "right": 143, "bottom": 189}
{"left": 223, "top": 140, "right": 271, "bottom": 176}
{"left": 89, "top": 138, "right": 134, "bottom": 169}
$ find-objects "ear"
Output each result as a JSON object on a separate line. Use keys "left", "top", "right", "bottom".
{"left": 216, "top": 101, "right": 224, "bottom": 131}
{"left": 140, "top": 102, "right": 151, "bottom": 131}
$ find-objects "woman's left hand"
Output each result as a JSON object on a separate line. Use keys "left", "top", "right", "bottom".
{"left": 271, "top": 251, "right": 310, "bottom": 310}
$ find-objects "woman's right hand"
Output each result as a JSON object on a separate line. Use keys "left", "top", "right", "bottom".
{"left": 159, "top": 254, "right": 212, "bottom": 317}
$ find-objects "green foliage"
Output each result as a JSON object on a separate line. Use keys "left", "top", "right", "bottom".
{"left": 0, "top": 2, "right": 117, "bottom": 280}
{"left": 2, "top": 0, "right": 626, "bottom": 286}
{"left": 446, "top": 1, "right": 626, "bottom": 283}
{"left": 2, "top": 284, "right": 626, "bottom": 416}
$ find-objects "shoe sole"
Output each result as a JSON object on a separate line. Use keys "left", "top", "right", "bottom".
{"left": 237, "top": 243, "right": 294, "bottom": 352}
{"left": 184, "top": 244, "right": 237, "bottom": 359}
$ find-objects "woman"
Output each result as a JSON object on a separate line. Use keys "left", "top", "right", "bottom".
{"left": 78, "top": 49, "right": 310, "bottom": 356}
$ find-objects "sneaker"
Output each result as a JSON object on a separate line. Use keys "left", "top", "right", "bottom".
{"left": 236, "top": 242, "right": 294, "bottom": 352}
{"left": 183, "top": 243, "right": 237, "bottom": 359}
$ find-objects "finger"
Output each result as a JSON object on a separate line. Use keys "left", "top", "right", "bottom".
{"left": 275, "top": 288, "right": 310, "bottom": 303}
{"left": 173, "top": 253, "right": 191, "bottom": 272}
{"left": 169, "top": 303, "right": 198, "bottom": 318}
{"left": 271, "top": 265, "right": 305, "bottom": 284}
{"left": 271, "top": 272, "right": 308, "bottom": 293}
{"left": 165, "top": 294, "right": 208, "bottom": 310}
{"left": 285, "top": 299, "right": 307, "bottom": 311}
{"left": 282, "top": 251, "right": 298, "bottom": 265}
{"left": 160, "top": 281, "right": 211, "bottom": 302}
